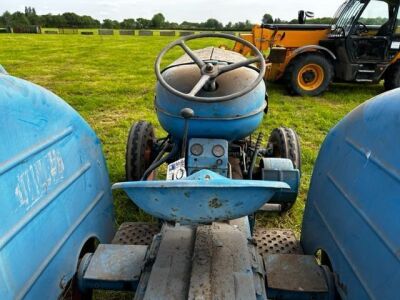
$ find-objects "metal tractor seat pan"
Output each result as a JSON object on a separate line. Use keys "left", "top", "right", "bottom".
{"left": 112, "top": 169, "right": 289, "bottom": 223}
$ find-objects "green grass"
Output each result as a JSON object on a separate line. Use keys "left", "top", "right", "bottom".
{"left": 0, "top": 34, "right": 383, "bottom": 233}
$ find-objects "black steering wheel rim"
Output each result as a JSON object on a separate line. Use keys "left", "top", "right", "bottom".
{"left": 355, "top": 21, "right": 368, "bottom": 35}
{"left": 154, "top": 33, "right": 266, "bottom": 102}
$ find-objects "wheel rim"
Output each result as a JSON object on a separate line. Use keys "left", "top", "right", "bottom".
{"left": 297, "top": 64, "right": 324, "bottom": 91}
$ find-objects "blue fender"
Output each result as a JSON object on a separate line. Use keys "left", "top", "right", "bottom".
{"left": 0, "top": 74, "right": 114, "bottom": 299}
{"left": 301, "top": 89, "right": 400, "bottom": 299}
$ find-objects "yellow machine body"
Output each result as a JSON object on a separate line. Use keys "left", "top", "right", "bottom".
{"left": 233, "top": 25, "right": 330, "bottom": 81}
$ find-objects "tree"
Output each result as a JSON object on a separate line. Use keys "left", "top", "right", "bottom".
{"left": 10, "top": 12, "right": 30, "bottom": 26}
{"left": 111, "top": 20, "right": 120, "bottom": 29}
{"left": 120, "top": 18, "right": 136, "bottom": 29}
{"left": 40, "top": 14, "right": 67, "bottom": 27}
{"left": 0, "top": 11, "right": 13, "bottom": 26}
{"left": 180, "top": 21, "right": 200, "bottom": 29}
{"left": 63, "top": 12, "right": 80, "bottom": 27}
{"left": 151, "top": 13, "right": 165, "bottom": 28}
{"left": 80, "top": 15, "right": 99, "bottom": 28}
{"left": 102, "top": 19, "right": 113, "bottom": 29}
{"left": 164, "top": 21, "right": 179, "bottom": 29}
{"left": 136, "top": 18, "right": 151, "bottom": 29}
{"left": 203, "top": 18, "right": 223, "bottom": 29}
{"left": 262, "top": 13, "right": 273, "bottom": 24}
{"left": 245, "top": 20, "right": 253, "bottom": 30}
{"left": 26, "top": 11, "right": 39, "bottom": 25}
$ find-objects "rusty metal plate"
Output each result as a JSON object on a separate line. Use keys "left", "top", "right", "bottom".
{"left": 265, "top": 254, "right": 328, "bottom": 293}
{"left": 83, "top": 244, "right": 147, "bottom": 290}
{"left": 112, "top": 222, "right": 160, "bottom": 245}
{"left": 253, "top": 228, "right": 303, "bottom": 255}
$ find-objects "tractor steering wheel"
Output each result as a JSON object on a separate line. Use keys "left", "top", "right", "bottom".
{"left": 155, "top": 33, "right": 266, "bottom": 102}
{"left": 355, "top": 21, "right": 368, "bottom": 35}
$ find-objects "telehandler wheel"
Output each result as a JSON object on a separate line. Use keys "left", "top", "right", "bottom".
{"left": 268, "top": 127, "right": 302, "bottom": 174}
{"left": 286, "top": 53, "right": 333, "bottom": 96}
{"left": 125, "top": 121, "right": 156, "bottom": 181}
{"left": 384, "top": 62, "right": 400, "bottom": 91}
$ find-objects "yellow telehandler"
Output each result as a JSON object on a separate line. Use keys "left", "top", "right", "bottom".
{"left": 234, "top": 0, "right": 400, "bottom": 96}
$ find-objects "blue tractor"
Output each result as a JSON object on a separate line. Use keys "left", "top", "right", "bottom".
{"left": 1, "top": 34, "right": 399, "bottom": 299}
{"left": 120, "top": 33, "right": 302, "bottom": 220}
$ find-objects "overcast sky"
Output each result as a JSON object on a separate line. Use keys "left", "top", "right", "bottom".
{"left": 1, "top": 0, "right": 343, "bottom": 24}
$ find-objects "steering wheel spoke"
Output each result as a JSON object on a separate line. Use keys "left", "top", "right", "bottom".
{"left": 179, "top": 41, "right": 205, "bottom": 68}
{"left": 219, "top": 57, "right": 259, "bottom": 74}
{"left": 188, "top": 74, "right": 211, "bottom": 96}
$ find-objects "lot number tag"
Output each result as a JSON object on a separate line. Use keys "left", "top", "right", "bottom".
{"left": 167, "top": 158, "right": 187, "bottom": 180}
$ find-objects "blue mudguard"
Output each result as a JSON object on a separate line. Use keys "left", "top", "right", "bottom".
{"left": 301, "top": 90, "right": 400, "bottom": 299}
{"left": 0, "top": 74, "right": 114, "bottom": 299}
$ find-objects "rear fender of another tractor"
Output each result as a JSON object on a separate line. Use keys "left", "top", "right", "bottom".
{"left": 301, "top": 90, "right": 400, "bottom": 299}
{"left": 0, "top": 70, "right": 114, "bottom": 299}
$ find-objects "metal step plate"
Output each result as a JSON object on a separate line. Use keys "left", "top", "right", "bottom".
{"left": 253, "top": 228, "right": 303, "bottom": 255}
{"left": 265, "top": 254, "right": 328, "bottom": 297}
{"left": 112, "top": 222, "right": 160, "bottom": 245}
{"left": 82, "top": 244, "right": 148, "bottom": 291}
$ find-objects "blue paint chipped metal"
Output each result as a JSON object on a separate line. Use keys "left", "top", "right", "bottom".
{"left": 0, "top": 74, "right": 114, "bottom": 299}
{"left": 113, "top": 169, "right": 289, "bottom": 223}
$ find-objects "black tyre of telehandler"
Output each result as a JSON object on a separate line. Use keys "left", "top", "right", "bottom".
{"left": 384, "top": 62, "right": 400, "bottom": 91}
{"left": 285, "top": 53, "right": 333, "bottom": 96}
{"left": 125, "top": 121, "right": 155, "bottom": 181}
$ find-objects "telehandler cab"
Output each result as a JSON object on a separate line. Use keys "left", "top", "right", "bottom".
{"left": 234, "top": 0, "right": 400, "bottom": 96}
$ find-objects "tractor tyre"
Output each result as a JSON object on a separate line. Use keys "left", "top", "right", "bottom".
{"left": 268, "top": 127, "right": 301, "bottom": 212}
{"left": 125, "top": 121, "right": 155, "bottom": 181}
{"left": 268, "top": 127, "right": 302, "bottom": 173}
{"left": 285, "top": 53, "right": 333, "bottom": 96}
{"left": 384, "top": 62, "right": 400, "bottom": 91}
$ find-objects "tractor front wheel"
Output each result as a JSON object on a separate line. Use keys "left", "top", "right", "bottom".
{"left": 268, "top": 127, "right": 302, "bottom": 173}
{"left": 268, "top": 127, "right": 302, "bottom": 212}
{"left": 286, "top": 53, "right": 333, "bottom": 96}
{"left": 125, "top": 121, "right": 156, "bottom": 181}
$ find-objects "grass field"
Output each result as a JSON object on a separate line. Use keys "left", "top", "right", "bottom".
{"left": 0, "top": 34, "right": 384, "bottom": 233}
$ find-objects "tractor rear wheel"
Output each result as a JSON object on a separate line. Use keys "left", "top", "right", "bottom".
{"left": 125, "top": 121, "right": 155, "bottom": 181}
{"left": 286, "top": 53, "right": 333, "bottom": 96}
{"left": 384, "top": 62, "right": 400, "bottom": 91}
{"left": 268, "top": 127, "right": 302, "bottom": 173}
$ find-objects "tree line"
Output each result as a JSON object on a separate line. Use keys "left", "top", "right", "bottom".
{"left": 0, "top": 7, "right": 255, "bottom": 30}
{"left": 262, "top": 13, "right": 333, "bottom": 25}
{"left": 0, "top": 7, "right": 334, "bottom": 30}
